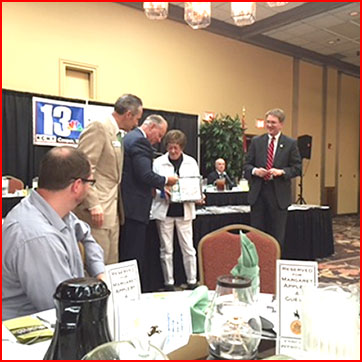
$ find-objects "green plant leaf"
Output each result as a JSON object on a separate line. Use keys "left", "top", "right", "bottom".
{"left": 200, "top": 114, "right": 245, "bottom": 180}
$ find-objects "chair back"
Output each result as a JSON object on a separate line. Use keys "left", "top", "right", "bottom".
{"left": 3, "top": 175, "right": 24, "bottom": 194}
{"left": 198, "top": 224, "right": 281, "bottom": 294}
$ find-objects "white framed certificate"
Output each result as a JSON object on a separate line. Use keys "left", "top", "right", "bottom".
{"left": 170, "top": 176, "right": 202, "bottom": 203}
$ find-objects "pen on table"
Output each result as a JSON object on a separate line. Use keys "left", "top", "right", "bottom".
{"left": 36, "top": 315, "right": 55, "bottom": 328}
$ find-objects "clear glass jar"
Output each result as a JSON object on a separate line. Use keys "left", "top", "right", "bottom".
{"left": 81, "top": 339, "right": 168, "bottom": 360}
{"left": 205, "top": 275, "right": 262, "bottom": 359}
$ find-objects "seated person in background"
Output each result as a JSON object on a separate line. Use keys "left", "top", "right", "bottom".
{"left": 151, "top": 130, "right": 202, "bottom": 291}
{"left": 207, "top": 158, "right": 235, "bottom": 189}
{"left": 2, "top": 146, "right": 105, "bottom": 320}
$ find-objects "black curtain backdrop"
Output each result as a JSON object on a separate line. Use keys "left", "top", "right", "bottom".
{"left": 2, "top": 89, "right": 198, "bottom": 187}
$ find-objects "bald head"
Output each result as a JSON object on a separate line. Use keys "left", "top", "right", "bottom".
{"left": 38, "top": 146, "right": 91, "bottom": 190}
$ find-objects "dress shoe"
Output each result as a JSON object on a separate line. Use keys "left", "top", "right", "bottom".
{"left": 186, "top": 282, "right": 199, "bottom": 290}
{"left": 164, "top": 284, "right": 176, "bottom": 292}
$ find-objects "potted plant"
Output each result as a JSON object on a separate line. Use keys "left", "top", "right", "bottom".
{"left": 199, "top": 114, "right": 245, "bottom": 182}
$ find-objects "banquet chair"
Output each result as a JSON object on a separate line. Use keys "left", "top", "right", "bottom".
{"left": 198, "top": 224, "right": 281, "bottom": 294}
{"left": 4, "top": 175, "right": 24, "bottom": 194}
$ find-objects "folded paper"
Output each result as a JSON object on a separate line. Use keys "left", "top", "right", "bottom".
{"left": 3, "top": 316, "right": 53, "bottom": 344}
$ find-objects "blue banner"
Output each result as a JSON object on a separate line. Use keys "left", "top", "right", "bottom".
{"left": 33, "top": 97, "right": 86, "bottom": 146}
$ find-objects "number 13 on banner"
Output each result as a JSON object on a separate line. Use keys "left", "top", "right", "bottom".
{"left": 33, "top": 97, "right": 85, "bottom": 146}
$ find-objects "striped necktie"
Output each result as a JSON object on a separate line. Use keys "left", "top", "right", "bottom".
{"left": 264, "top": 136, "right": 275, "bottom": 180}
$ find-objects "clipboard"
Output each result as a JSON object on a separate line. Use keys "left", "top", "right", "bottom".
{"left": 170, "top": 176, "right": 202, "bottom": 203}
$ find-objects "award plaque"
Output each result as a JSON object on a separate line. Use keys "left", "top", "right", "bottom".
{"left": 170, "top": 176, "right": 202, "bottom": 203}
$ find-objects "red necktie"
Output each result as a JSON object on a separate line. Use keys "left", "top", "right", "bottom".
{"left": 264, "top": 136, "right": 275, "bottom": 180}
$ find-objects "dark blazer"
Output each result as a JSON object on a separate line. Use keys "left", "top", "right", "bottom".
{"left": 243, "top": 133, "right": 301, "bottom": 209}
{"left": 207, "top": 170, "right": 235, "bottom": 188}
{"left": 121, "top": 128, "right": 166, "bottom": 224}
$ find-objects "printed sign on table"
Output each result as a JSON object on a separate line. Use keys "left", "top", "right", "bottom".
{"left": 105, "top": 260, "right": 141, "bottom": 303}
{"left": 276, "top": 259, "right": 318, "bottom": 358}
{"left": 104, "top": 260, "right": 142, "bottom": 340}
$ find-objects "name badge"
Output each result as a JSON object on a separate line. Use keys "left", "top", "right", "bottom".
{"left": 112, "top": 141, "right": 121, "bottom": 148}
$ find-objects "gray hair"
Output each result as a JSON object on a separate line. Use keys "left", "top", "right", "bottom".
{"left": 142, "top": 114, "right": 167, "bottom": 127}
{"left": 164, "top": 129, "right": 187, "bottom": 150}
{"left": 265, "top": 108, "right": 285, "bottom": 123}
{"left": 114, "top": 94, "right": 143, "bottom": 116}
{"left": 215, "top": 158, "right": 225, "bottom": 166}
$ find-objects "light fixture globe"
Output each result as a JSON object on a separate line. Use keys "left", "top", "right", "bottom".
{"left": 144, "top": 2, "right": 169, "bottom": 20}
{"left": 184, "top": 2, "right": 211, "bottom": 30}
{"left": 231, "top": 2, "right": 256, "bottom": 27}
{"left": 267, "top": 2, "right": 289, "bottom": 7}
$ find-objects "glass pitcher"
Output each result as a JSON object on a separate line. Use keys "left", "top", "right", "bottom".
{"left": 205, "top": 275, "right": 262, "bottom": 359}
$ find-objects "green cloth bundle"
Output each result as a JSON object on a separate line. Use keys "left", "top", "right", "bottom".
{"left": 231, "top": 231, "right": 260, "bottom": 295}
{"left": 187, "top": 285, "right": 209, "bottom": 333}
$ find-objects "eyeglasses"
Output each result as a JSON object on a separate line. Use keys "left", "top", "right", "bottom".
{"left": 72, "top": 178, "right": 96, "bottom": 187}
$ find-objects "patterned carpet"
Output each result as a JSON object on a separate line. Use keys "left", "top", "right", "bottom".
{"left": 317, "top": 214, "right": 360, "bottom": 287}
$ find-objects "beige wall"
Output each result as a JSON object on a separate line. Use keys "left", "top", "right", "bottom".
{"left": 324, "top": 69, "right": 338, "bottom": 188}
{"left": 2, "top": 1, "right": 293, "bottom": 131}
{"left": 337, "top": 74, "right": 360, "bottom": 214}
{"left": 2, "top": 2, "right": 360, "bottom": 213}
{"left": 298, "top": 62, "right": 323, "bottom": 205}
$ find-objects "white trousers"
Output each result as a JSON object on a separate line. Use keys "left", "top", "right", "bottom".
{"left": 156, "top": 217, "right": 197, "bottom": 285}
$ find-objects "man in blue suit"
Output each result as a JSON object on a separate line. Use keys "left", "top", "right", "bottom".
{"left": 243, "top": 109, "right": 301, "bottom": 250}
{"left": 120, "top": 115, "right": 178, "bottom": 290}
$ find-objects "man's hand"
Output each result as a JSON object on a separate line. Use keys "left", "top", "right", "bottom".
{"left": 96, "top": 272, "right": 106, "bottom": 282}
{"left": 254, "top": 167, "right": 269, "bottom": 178}
{"left": 89, "top": 205, "right": 104, "bottom": 228}
{"left": 268, "top": 168, "right": 285, "bottom": 177}
{"left": 164, "top": 186, "right": 171, "bottom": 200}
{"left": 166, "top": 176, "right": 178, "bottom": 186}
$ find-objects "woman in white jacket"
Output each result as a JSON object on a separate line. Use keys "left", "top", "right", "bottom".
{"left": 151, "top": 130, "right": 202, "bottom": 291}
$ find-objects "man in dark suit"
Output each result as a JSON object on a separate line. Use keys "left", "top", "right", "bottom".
{"left": 207, "top": 158, "right": 235, "bottom": 189}
{"left": 243, "top": 108, "right": 301, "bottom": 250}
{"left": 120, "top": 115, "right": 178, "bottom": 290}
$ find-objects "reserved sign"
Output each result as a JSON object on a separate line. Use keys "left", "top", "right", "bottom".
{"left": 104, "top": 260, "right": 141, "bottom": 339}
{"left": 276, "top": 260, "right": 318, "bottom": 357}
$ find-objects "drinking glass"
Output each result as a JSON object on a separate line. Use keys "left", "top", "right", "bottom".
{"left": 215, "top": 178, "right": 226, "bottom": 191}
{"left": 301, "top": 283, "right": 360, "bottom": 359}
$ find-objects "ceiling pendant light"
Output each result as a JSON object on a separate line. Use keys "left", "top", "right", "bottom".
{"left": 184, "top": 2, "right": 211, "bottom": 30}
{"left": 231, "top": 2, "right": 256, "bottom": 26}
{"left": 143, "top": 2, "right": 169, "bottom": 20}
{"left": 267, "top": 2, "right": 289, "bottom": 7}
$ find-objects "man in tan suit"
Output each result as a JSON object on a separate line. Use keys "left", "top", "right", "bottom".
{"left": 74, "top": 94, "right": 143, "bottom": 264}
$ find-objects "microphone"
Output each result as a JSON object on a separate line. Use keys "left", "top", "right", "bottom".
{"left": 223, "top": 172, "right": 234, "bottom": 188}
